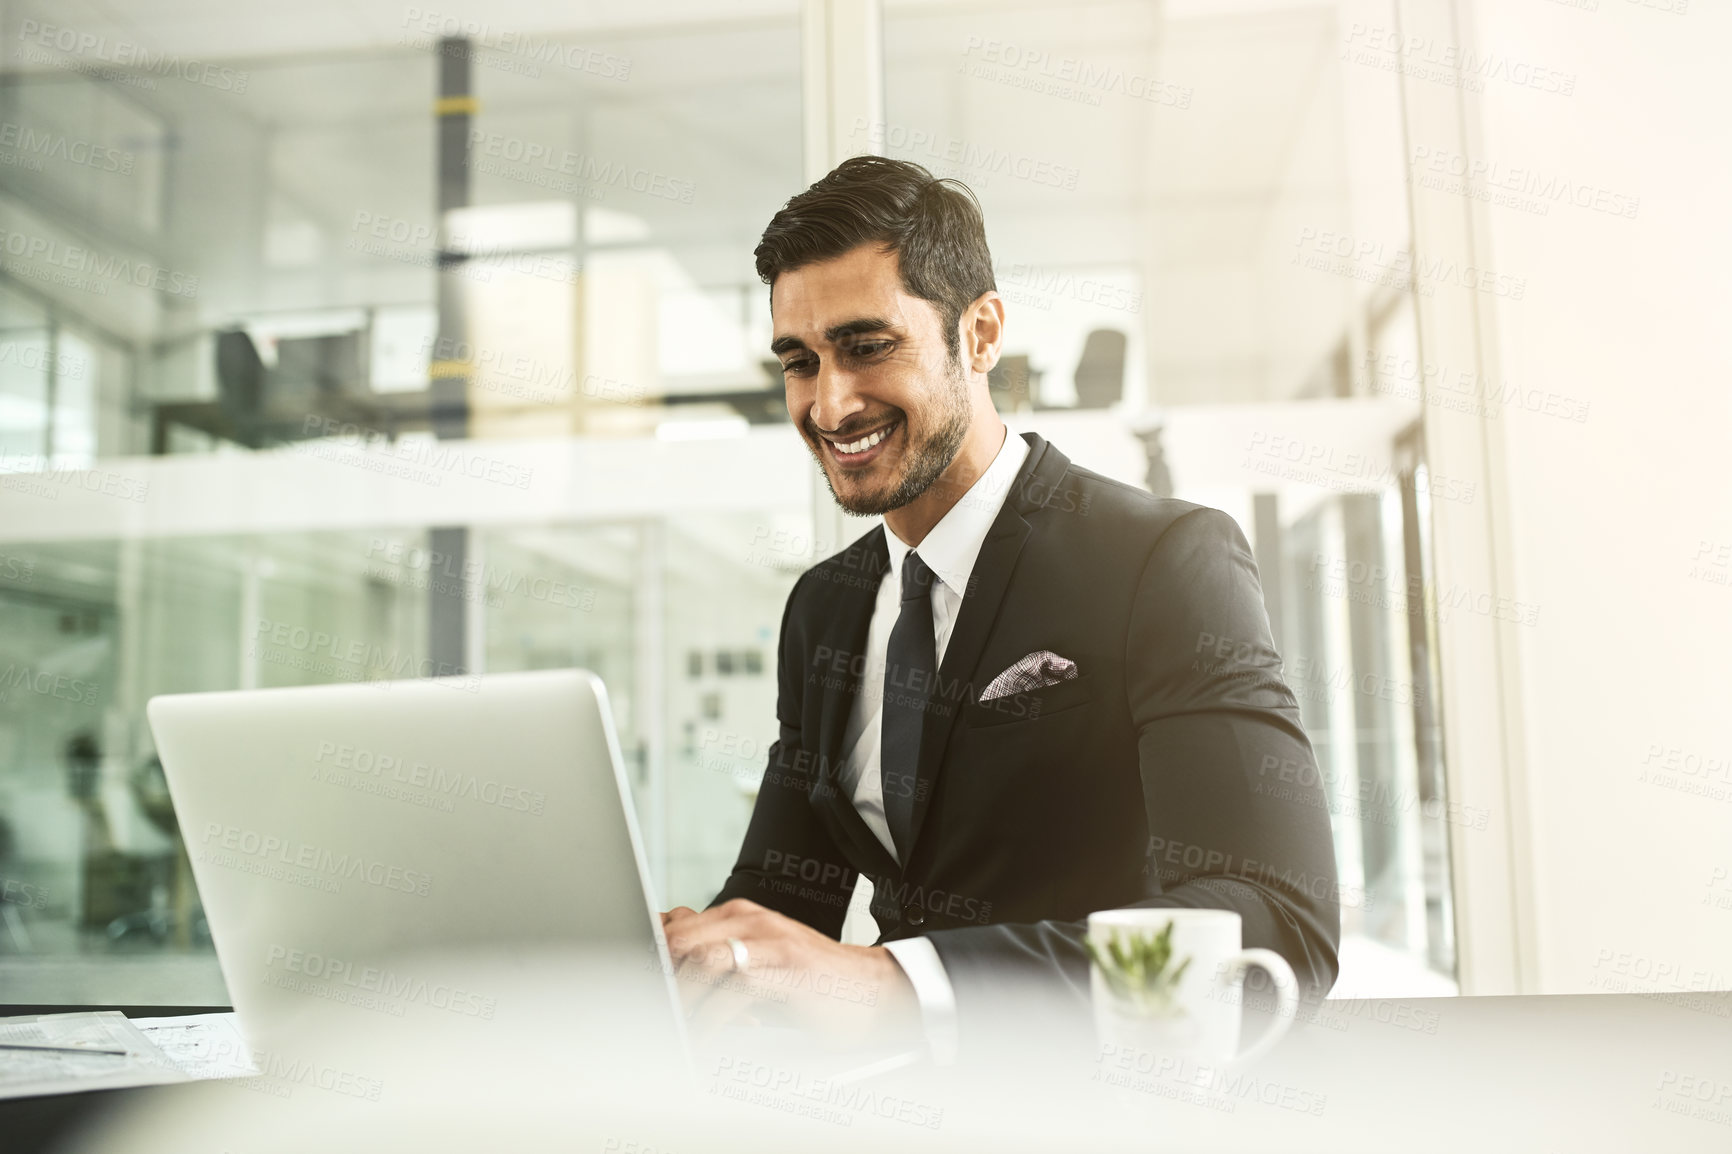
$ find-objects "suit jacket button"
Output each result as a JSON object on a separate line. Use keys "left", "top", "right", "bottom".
{"left": 903, "top": 903, "right": 925, "bottom": 928}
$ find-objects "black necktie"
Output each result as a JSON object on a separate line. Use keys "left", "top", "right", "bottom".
{"left": 882, "top": 551, "right": 937, "bottom": 860}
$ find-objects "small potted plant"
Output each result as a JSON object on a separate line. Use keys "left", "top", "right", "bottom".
{"left": 1086, "top": 920, "right": 1208, "bottom": 1057}
{"left": 1085, "top": 920, "right": 1193, "bottom": 1018}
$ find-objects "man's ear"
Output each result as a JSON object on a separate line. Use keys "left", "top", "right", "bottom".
{"left": 962, "top": 291, "right": 1006, "bottom": 375}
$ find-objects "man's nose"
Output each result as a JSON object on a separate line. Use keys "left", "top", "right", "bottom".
{"left": 809, "top": 363, "right": 867, "bottom": 433}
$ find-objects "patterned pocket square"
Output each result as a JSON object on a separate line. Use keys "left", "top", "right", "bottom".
{"left": 980, "top": 650, "right": 1079, "bottom": 702}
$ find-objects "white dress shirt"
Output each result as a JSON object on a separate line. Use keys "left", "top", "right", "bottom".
{"left": 838, "top": 427, "right": 1030, "bottom": 1064}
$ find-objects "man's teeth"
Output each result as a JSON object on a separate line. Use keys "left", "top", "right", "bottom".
{"left": 836, "top": 425, "right": 892, "bottom": 454}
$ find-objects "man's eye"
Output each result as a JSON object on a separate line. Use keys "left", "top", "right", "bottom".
{"left": 845, "top": 341, "right": 892, "bottom": 358}
{"left": 780, "top": 359, "right": 815, "bottom": 377}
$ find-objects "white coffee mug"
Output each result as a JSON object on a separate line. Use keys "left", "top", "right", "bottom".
{"left": 1087, "top": 907, "right": 1299, "bottom": 1064}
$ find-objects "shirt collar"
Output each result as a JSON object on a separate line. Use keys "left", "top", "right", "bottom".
{"left": 883, "top": 428, "right": 1030, "bottom": 598}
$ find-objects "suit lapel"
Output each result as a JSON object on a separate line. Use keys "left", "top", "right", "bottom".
{"left": 905, "top": 434, "right": 1072, "bottom": 856}
{"left": 806, "top": 527, "right": 901, "bottom": 879}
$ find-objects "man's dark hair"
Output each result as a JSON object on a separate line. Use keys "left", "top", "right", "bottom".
{"left": 754, "top": 155, "right": 996, "bottom": 360}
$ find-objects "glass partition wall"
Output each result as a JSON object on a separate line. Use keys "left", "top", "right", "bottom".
{"left": 0, "top": 0, "right": 1458, "bottom": 1004}
{"left": 0, "top": 7, "right": 808, "bottom": 1002}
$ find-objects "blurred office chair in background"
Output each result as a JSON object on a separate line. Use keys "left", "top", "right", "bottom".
{"left": 1073, "top": 328, "right": 1127, "bottom": 410}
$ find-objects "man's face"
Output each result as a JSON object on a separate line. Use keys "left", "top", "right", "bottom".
{"left": 770, "top": 243, "right": 971, "bottom": 516}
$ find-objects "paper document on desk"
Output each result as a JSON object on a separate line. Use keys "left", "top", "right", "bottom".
{"left": 132, "top": 1012, "right": 259, "bottom": 1081}
{"left": 0, "top": 1011, "right": 189, "bottom": 1099}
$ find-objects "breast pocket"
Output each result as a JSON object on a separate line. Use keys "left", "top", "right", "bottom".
{"left": 966, "top": 672, "right": 1095, "bottom": 728}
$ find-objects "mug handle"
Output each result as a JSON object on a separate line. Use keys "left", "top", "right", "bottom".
{"left": 1216, "top": 948, "right": 1299, "bottom": 1063}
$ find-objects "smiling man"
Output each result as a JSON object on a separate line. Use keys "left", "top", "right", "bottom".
{"left": 662, "top": 156, "right": 1340, "bottom": 1059}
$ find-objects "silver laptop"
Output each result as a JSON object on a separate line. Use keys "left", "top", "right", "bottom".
{"left": 147, "top": 669, "right": 684, "bottom": 1057}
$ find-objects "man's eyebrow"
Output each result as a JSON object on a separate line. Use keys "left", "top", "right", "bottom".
{"left": 825, "top": 317, "right": 896, "bottom": 344}
{"left": 769, "top": 317, "right": 898, "bottom": 357}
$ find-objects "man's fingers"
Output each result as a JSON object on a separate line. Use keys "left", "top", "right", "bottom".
{"left": 679, "top": 936, "right": 794, "bottom": 1039}
{"left": 676, "top": 938, "right": 739, "bottom": 977}
{"left": 665, "top": 907, "right": 772, "bottom": 963}
{"left": 668, "top": 924, "right": 735, "bottom": 964}
{"left": 660, "top": 906, "right": 698, "bottom": 928}
{"left": 664, "top": 898, "right": 765, "bottom": 934}
{"left": 672, "top": 928, "right": 787, "bottom": 987}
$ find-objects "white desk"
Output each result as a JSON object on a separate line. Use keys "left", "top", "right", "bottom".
{"left": 64, "top": 953, "right": 1732, "bottom": 1153}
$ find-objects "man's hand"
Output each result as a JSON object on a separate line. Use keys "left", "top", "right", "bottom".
{"left": 658, "top": 899, "right": 919, "bottom": 1048}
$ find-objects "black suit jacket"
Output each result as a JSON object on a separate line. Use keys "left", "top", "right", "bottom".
{"left": 713, "top": 432, "right": 1340, "bottom": 1025}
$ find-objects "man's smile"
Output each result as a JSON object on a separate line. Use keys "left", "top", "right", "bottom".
{"left": 818, "top": 419, "right": 903, "bottom": 469}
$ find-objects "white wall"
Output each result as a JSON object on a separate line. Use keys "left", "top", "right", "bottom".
{"left": 1464, "top": 0, "right": 1732, "bottom": 994}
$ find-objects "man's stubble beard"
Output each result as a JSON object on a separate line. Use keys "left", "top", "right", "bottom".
{"left": 813, "top": 354, "right": 973, "bottom": 517}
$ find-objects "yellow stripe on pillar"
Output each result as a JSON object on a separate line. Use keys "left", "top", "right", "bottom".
{"left": 434, "top": 95, "right": 479, "bottom": 117}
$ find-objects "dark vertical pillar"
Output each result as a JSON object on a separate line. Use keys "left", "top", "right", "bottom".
{"left": 429, "top": 37, "right": 474, "bottom": 675}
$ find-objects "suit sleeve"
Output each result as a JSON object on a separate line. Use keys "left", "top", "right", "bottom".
{"left": 708, "top": 573, "right": 858, "bottom": 938}
{"left": 922, "top": 506, "right": 1341, "bottom": 1020}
